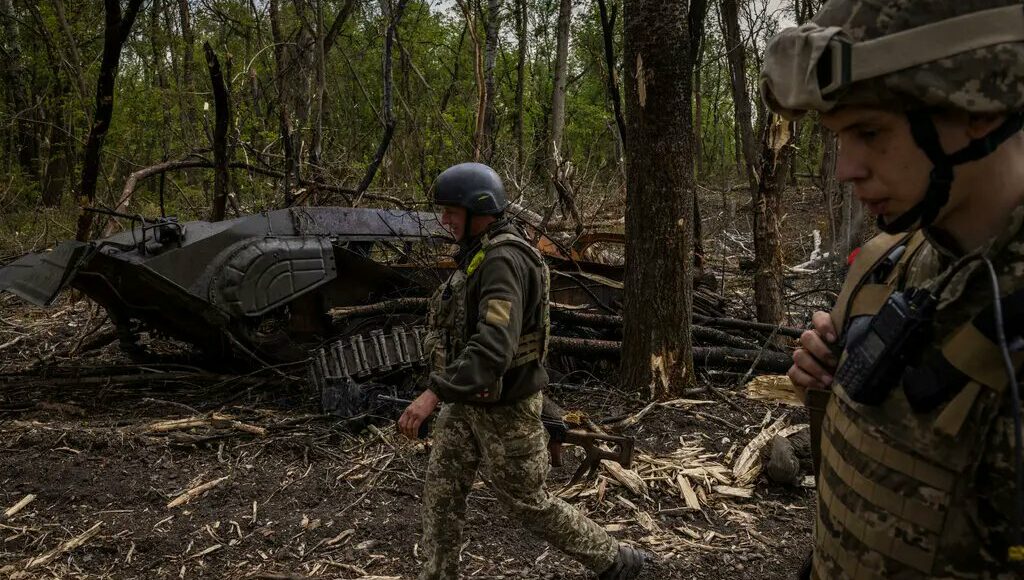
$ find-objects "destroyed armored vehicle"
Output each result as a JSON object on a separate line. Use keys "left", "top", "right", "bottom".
{"left": 0, "top": 208, "right": 457, "bottom": 364}
{"left": 0, "top": 207, "right": 644, "bottom": 366}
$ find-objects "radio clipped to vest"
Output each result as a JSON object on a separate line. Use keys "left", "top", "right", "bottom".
{"left": 836, "top": 287, "right": 938, "bottom": 405}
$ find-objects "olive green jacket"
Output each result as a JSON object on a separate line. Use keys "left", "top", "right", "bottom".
{"left": 426, "top": 221, "right": 549, "bottom": 404}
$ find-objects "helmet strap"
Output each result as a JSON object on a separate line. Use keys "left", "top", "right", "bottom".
{"left": 880, "top": 110, "right": 1024, "bottom": 233}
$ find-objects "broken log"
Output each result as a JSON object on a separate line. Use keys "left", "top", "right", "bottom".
{"left": 548, "top": 336, "right": 791, "bottom": 373}
{"left": 549, "top": 309, "right": 760, "bottom": 349}
{"left": 693, "top": 315, "right": 803, "bottom": 339}
{"left": 329, "top": 297, "right": 428, "bottom": 320}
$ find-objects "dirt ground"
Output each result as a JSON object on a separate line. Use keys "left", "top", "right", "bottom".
{"left": 0, "top": 187, "right": 841, "bottom": 579}
{"left": 0, "top": 294, "right": 818, "bottom": 580}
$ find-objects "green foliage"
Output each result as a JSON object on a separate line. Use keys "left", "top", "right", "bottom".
{"left": 0, "top": 0, "right": 820, "bottom": 245}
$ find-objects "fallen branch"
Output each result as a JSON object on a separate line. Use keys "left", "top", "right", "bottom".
{"left": 3, "top": 494, "right": 35, "bottom": 519}
{"left": 25, "top": 522, "right": 103, "bottom": 569}
{"left": 694, "top": 315, "right": 803, "bottom": 339}
{"left": 329, "top": 297, "right": 428, "bottom": 321}
{"left": 548, "top": 337, "right": 791, "bottom": 373}
{"left": 167, "top": 475, "right": 229, "bottom": 509}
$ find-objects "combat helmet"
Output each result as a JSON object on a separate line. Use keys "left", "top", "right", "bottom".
{"left": 760, "top": 1, "right": 1024, "bottom": 233}
{"left": 431, "top": 162, "right": 509, "bottom": 216}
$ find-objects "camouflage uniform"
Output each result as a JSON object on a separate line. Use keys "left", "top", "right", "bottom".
{"left": 759, "top": 1, "right": 1024, "bottom": 577}
{"left": 814, "top": 206, "right": 1024, "bottom": 579}
{"left": 418, "top": 221, "right": 618, "bottom": 580}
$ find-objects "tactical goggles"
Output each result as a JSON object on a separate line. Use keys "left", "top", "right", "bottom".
{"left": 760, "top": 4, "right": 1024, "bottom": 118}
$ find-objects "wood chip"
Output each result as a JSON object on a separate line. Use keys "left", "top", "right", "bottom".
{"left": 3, "top": 494, "right": 36, "bottom": 519}
{"left": 744, "top": 375, "right": 803, "bottom": 406}
{"left": 714, "top": 485, "right": 754, "bottom": 499}
{"left": 604, "top": 461, "right": 647, "bottom": 496}
{"left": 733, "top": 414, "right": 789, "bottom": 484}
{"left": 676, "top": 475, "right": 700, "bottom": 511}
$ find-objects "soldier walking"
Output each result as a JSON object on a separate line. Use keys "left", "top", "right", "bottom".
{"left": 398, "top": 163, "right": 649, "bottom": 579}
{"left": 764, "top": 1, "right": 1024, "bottom": 578}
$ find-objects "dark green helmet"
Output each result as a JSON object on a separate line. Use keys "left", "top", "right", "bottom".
{"left": 431, "top": 162, "right": 508, "bottom": 215}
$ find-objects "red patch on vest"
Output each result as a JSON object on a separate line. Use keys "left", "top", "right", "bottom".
{"left": 848, "top": 247, "right": 862, "bottom": 266}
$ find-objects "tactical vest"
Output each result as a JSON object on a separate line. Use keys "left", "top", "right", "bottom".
{"left": 812, "top": 231, "right": 1024, "bottom": 579}
{"left": 426, "top": 231, "right": 551, "bottom": 401}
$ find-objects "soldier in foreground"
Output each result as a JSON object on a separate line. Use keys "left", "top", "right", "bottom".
{"left": 397, "top": 163, "right": 650, "bottom": 579}
{"left": 765, "top": 1, "right": 1024, "bottom": 578}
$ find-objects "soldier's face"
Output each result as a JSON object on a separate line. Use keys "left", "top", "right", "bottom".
{"left": 822, "top": 107, "right": 932, "bottom": 223}
{"left": 440, "top": 205, "right": 468, "bottom": 241}
{"left": 822, "top": 106, "right": 1004, "bottom": 229}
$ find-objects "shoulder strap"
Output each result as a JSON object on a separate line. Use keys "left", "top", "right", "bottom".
{"left": 483, "top": 232, "right": 544, "bottom": 262}
{"left": 830, "top": 231, "right": 922, "bottom": 332}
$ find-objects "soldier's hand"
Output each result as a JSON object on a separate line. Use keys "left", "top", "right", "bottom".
{"left": 788, "top": 311, "right": 839, "bottom": 403}
{"left": 398, "top": 390, "right": 440, "bottom": 439}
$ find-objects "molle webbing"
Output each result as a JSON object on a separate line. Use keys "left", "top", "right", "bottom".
{"left": 825, "top": 399, "right": 956, "bottom": 492}
{"left": 818, "top": 473, "right": 937, "bottom": 573}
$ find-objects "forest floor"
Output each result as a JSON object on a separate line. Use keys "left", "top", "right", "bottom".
{"left": 0, "top": 186, "right": 847, "bottom": 579}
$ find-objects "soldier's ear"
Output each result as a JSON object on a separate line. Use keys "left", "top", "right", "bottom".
{"left": 966, "top": 113, "right": 1007, "bottom": 140}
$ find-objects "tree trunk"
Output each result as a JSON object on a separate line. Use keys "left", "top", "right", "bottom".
{"left": 720, "top": 0, "right": 757, "bottom": 194}
{"left": 456, "top": 0, "right": 486, "bottom": 160}
{"left": 1, "top": 0, "right": 40, "bottom": 181}
{"left": 622, "top": 0, "right": 705, "bottom": 398}
{"left": 176, "top": 0, "right": 197, "bottom": 138}
{"left": 513, "top": 0, "right": 528, "bottom": 174}
{"left": 75, "top": 0, "right": 145, "bottom": 241}
{"left": 53, "top": 0, "right": 90, "bottom": 103}
{"left": 482, "top": 0, "right": 501, "bottom": 162}
{"left": 354, "top": 0, "right": 410, "bottom": 196}
{"left": 150, "top": 0, "right": 173, "bottom": 159}
{"left": 308, "top": 0, "right": 327, "bottom": 176}
{"left": 693, "top": 45, "right": 704, "bottom": 178}
{"left": 269, "top": 0, "right": 297, "bottom": 205}
{"left": 752, "top": 115, "right": 793, "bottom": 326}
{"left": 597, "top": 0, "right": 626, "bottom": 149}
{"left": 548, "top": 0, "right": 572, "bottom": 199}
{"left": 204, "top": 42, "right": 232, "bottom": 222}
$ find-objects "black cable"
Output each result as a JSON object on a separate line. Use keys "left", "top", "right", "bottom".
{"left": 982, "top": 257, "right": 1024, "bottom": 562}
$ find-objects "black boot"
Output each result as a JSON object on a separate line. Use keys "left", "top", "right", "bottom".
{"left": 597, "top": 544, "right": 651, "bottom": 580}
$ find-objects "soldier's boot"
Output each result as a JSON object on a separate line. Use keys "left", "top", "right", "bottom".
{"left": 597, "top": 544, "right": 651, "bottom": 580}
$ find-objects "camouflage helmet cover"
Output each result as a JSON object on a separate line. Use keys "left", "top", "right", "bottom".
{"left": 761, "top": 1, "right": 1024, "bottom": 117}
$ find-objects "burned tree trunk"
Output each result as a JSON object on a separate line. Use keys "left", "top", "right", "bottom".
{"left": 622, "top": 0, "right": 706, "bottom": 398}
{"left": 75, "top": 0, "right": 145, "bottom": 241}
{"left": 204, "top": 42, "right": 232, "bottom": 222}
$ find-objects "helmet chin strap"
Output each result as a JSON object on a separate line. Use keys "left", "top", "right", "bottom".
{"left": 879, "top": 110, "right": 1024, "bottom": 234}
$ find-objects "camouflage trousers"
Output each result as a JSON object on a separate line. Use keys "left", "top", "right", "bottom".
{"left": 418, "top": 391, "right": 618, "bottom": 580}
